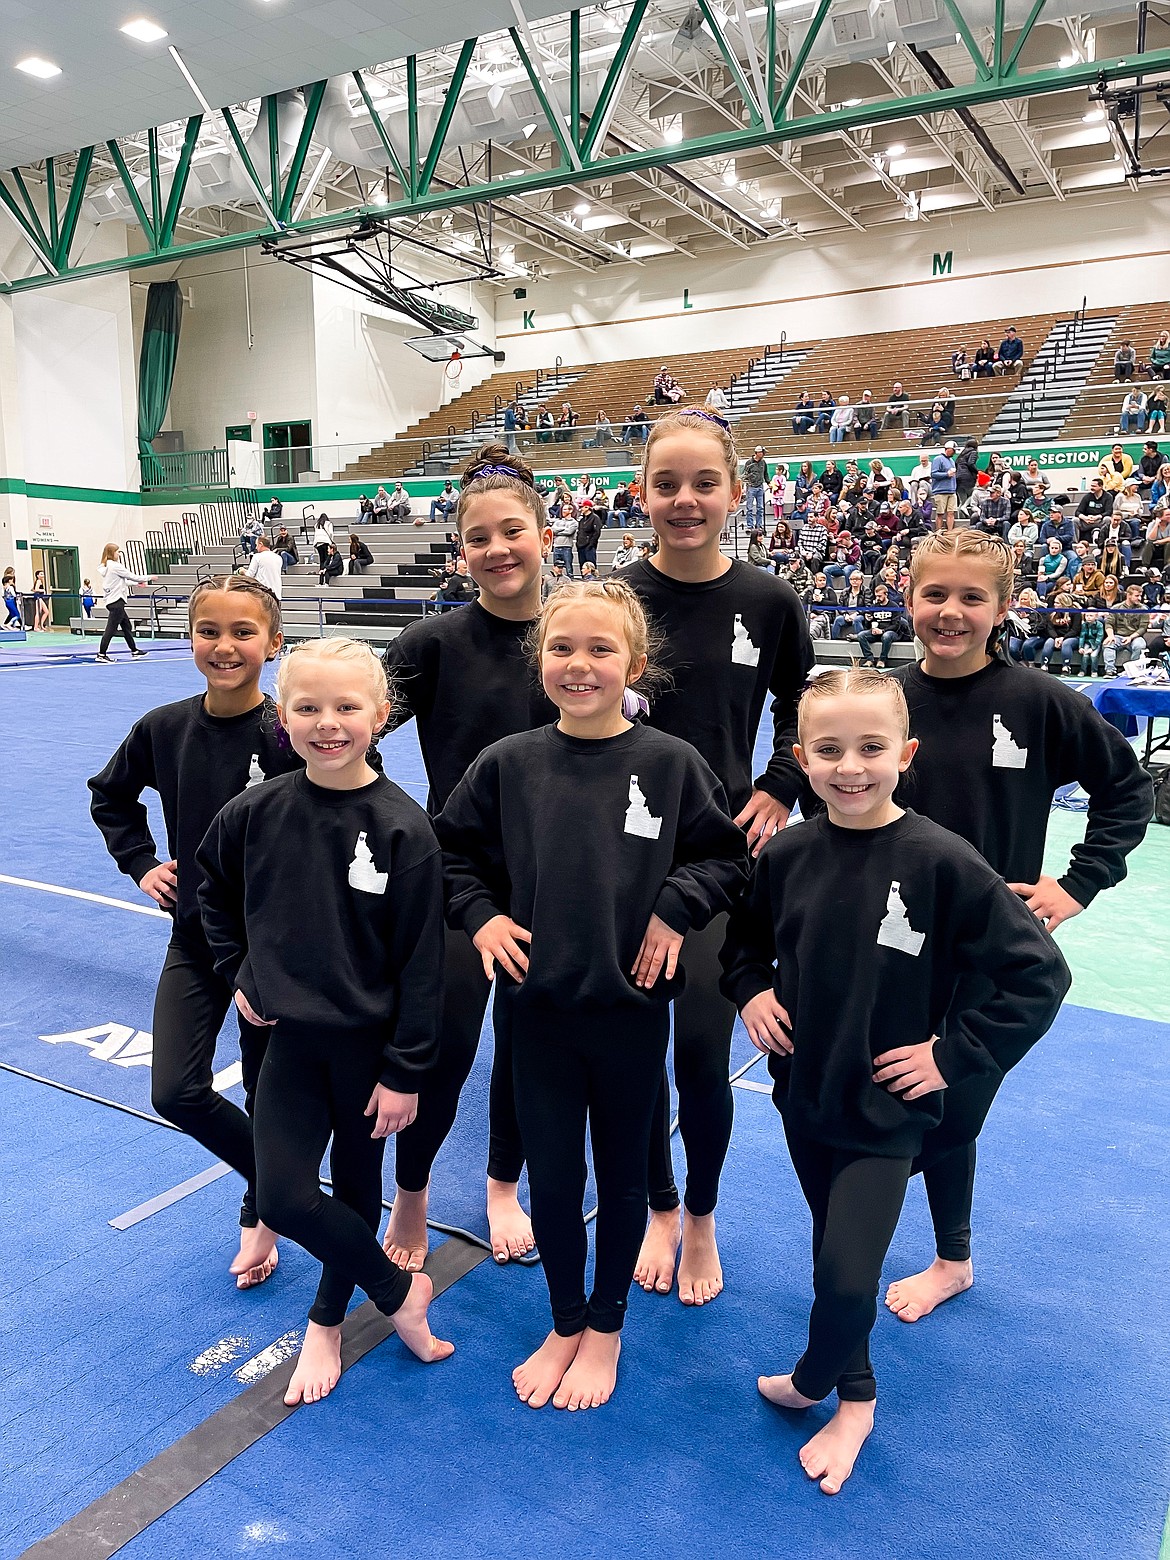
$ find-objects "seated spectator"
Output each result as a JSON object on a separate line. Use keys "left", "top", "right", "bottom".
{"left": 1112, "top": 340, "right": 1138, "bottom": 382}
{"left": 921, "top": 400, "right": 948, "bottom": 445}
{"left": 805, "top": 572, "right": 839, "bottom": 640}
{"left": 704, "top": 384, "right": 729, "bottom": 415}
{"left": 797, "top": 517, "right": 830, "bottom": 571}
{"left": 996, "top": 326, "right": 1024, "bottom": 374}
{"left": 1113, "top": 479, "right": 1145, "bottom": 527}
{"left": 1036, "top": 537, "right": 1071, "bottom": 600}
{"left": 579, "top": 561, "right": 599, "bottom": 584}
{"left": 1142, "top": 569, "right": 1166, "bottom": 608}
{"left": 823, "top": 530, "right": 861, "bottom": 590}
{"left": 592, "top": 486, "right": 612, "bottom": 529}
{"left": 356, "top": 494, "right": 375, "bottom": 523}
{"left": 348, "top": 533, "right": 374, "bottom": 575}
{"left": 815, "top": 391, "right": 836, "bottom": 433}
{"left": 820, "top": 459, "right": 844, "bottom": 500}
{"left": 1147, "top": 385, "right": 1168, "bottom": 434}
{"left": 590, "top": 410, "right": 614, "bottom": 447}
{"left": 1039, "top": 503, "right": 1077, "bottom": 562}
{"left": 1010, "top": 537, "right": 1038, "bottom": 593}
{"left": 1038, "top": 595, "right": 1081, "bottom": 673}
{"left": 951, "top": 347, "right": 972, "bottom": 380}
{"left": 1012, "top": 589, "right": 1047, "bottom": 663}
{"left": 372, "top": 484, "right": 391, "bottom": 519}
{"left": 746, "top": 530, "right": 770, "bottom": 568}
{"left": 793, "top": 459, "right": 816, "bottom": 502}
{"left": 244, "top": 536, "right": 283, "bottom": 598}
{"left": 806, "top": 481, "right": 831, "bottom": 522}
{"left": 829, "top": 395, "right": 855, "bottom": 444}
{"left": 612, "top": 480, "right": 633, "bottom": 514}
{"left": 1007, "top": 511, "right": 1039, "bottom": 555}
{"left": 1149, "top": 463, "right": 1170, "bottom": 511}
{"left": 974, "top": 485, "right": 1010, "bottom": 538}
{"left": 882, "top": 382, "right": 910, "bottom": 433}
{"left": 1077, "top": 610, "right": 1107, "bottom": 675}
{"left": 238, "top": 513, "right": 264, "bottom": 557}
{"left": 576, "top": 473, "right": 595, "bottom": 500}
{"left": 319, "top": 542, "right": 345, "bottom": 585}
{"left": 534, "top": 407, "right": 555, "bottom": 443}
{"left": 1069, "top": 546, "right": 1105, "bottom": 604}
{"left": 1095, "top": 514, "right": 1134, "bottom": 577}
{"left": 986, "top": 451, "right": 1011, "bottom": 484}
{"left": 973, "top": 338, "right": 997, "bottom": 377}
{"left": 768, "top": 518, "right": 794, "bottom": 569}
{"left": 1023, "top": 483, "right": 1053, "bottom": 525}
{"left": 621, "top": 404, "right": 650, "bottom": 445}
{"left": 831, "top": 571, "right": 867, "bottom": 639}
{"left": 1149, "top": 330, "right": 1170, "bottom": 380}
{"left": 386, "top": 482, "right": 412, "bottom": 523}
{"left": 1098, "top": 444, "right": 1134, "bottom": 491}
{"left": 1104, "top": 584, "right": 1151, "bottom": 672}
{"left": 1119, "top": 386, "right": 1148, "bottom": 435}
{"left": 272, "top": 525, "right": 298, "bottom": 572}
{"left": 1023, "top": 458, "right": 1049, "bottom": 492}
{"left": 865, "top": 458, "right": 895, "bottom": 503}
{"left": 856, "top": 584, "right": 907, "bottom": 668}
{"left": 1137, "top": 440, "right": 1162, "bottom": 493}
{"left": 554, "top": 402, "right": 579, "bottom": 442}
{"left": 783, "top": 555, "right": 812, "bottom": 597}
{"left": 636, "top": 541, "right": 653, "bottom": 562}
{"left": 434, "top": 558, "right": 478, "bottom": 609}
{"left": 1100, "top": 575, "right": 1121, "bottom": 611}
{"left": 611, "top": 532, "right": 639, "bottom": 570}
{"left": 429, "top": 480, "right": 458, "bottom": 521}
{"left": 261, "top": 496, "right": 283, "bottom": 523}
{"left": 936, "top": 390, "right": 956, "bottom": 432}
{"left": 542, "top": 562, "right": 567, "bottom": 600}
{"left": 791, "top": 392, "right": 816, "bottom": 435}
{"left": 1077, "top": 478, "right": 1114, "bottom": 538}
{"left": 853, "top": 391, "right": 880, "bottom": 440}
{"left": 652, "top": 366, "right": 685, "bottom": 405}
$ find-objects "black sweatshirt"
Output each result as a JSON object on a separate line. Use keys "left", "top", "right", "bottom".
{"left": 382, "top": 600, "right": 556, "bottom": 813}
{"left": 88, "top": 694, "right": 302, "bottom": 939}
{"left": 894, "top": 658, "right": 1152, "bottom": 907}
{"left": 196, "top": 772, "right": 443, "bottom": 1090}
{"left": 720, "top": 810, "right": 1071, "bottom": 1157}
{"left": 624, "top": 558, "right": 815, "bottom": 813}
{"left": 436, "top": 723, "right": 748, "bottom": 1011}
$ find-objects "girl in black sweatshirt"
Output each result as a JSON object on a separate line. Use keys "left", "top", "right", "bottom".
{"left": 89, "top": 576, "right": 298, "bottom": 1288}
{"left": 438, "top": 581, "right": 746, "bottom": 1413}
{"left": 884, "top": 531, "right": 1151, "bottom": 1327}
{"left": 198, "top": 638, "right": 453, "bottom": 1409}
{"left": 625, "top": 409, "right": 815, "bottom": 1307}
{"left": 379, "top": 443, "right": 556, "bottom": 1272}
{"left": 721, "top": 669, "right": 1068, "bottom": 1495}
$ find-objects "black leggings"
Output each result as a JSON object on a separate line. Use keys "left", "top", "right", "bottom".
{"left": 647, "top": 912, "right": 736, "bottom": 1218}
{"left": 151, "top": 934, "right": 270, "bottom": 1225}
{"left": 784, "top": 1123, "right": 912, "bottom": 1403}
{"left": 911, "top": 1067, "right": 1004, "bottom": 1263}
{"left": 394, "top": 925, "right": 525, "bottom": 1192}
{"left": 512, "top": 1001, "right": 670, "bottom": 1336}
{"left": 99, "top": 600, "right": 139, "bottom": 655}
{"left": 253, "top": 1024, "right": 412, "bottom": 1328}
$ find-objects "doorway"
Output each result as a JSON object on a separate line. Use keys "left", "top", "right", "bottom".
{"left": 225, "top": 424, "right": 253, "bottom": 445}
{"left": 32, "top": 545, "right": 81, "bottom": 628}
{"left": 262, "top": 420, "right": 312, "bottom": 485}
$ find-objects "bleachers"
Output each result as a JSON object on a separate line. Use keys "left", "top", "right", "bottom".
{"left": 1058, "top": 302, "right": 1170, "bottom": 445}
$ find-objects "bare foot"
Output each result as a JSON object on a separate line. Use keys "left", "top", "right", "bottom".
{"left": 487, "top": 1177, "right": 535, "bottom": 1264}
{"left": 392, "top": 1272, "right": 455, "bottom": 1364}
{"left": 799, "top": 1399, "right": 875, "bottom": 1495}
{"left": 383, "top": 1186, "right": 429, "bottom": 1271}
{"left": 230, "top": 1222, "right": 279, "bottom": 1289}
{"left": 758, "top": 1372, "right": 818, "bottom": 1410}
{"left": 512, "top": 1330, "right": 582, "bottom": 1408}
{"left": 885, "top": 1257, "right": 973, "bottom": 1323}
{"left": 284, "top": 1321, "right": 341, "bottom": 1406}
{"left": 677, "top": 1209, "right": 723, "bottom": 1306}
{"left": 553, "top": 1329, "right": 621, "bottom": 1411}
{"left": 633, "top": 1208, "right": 681, "bottom": 1294}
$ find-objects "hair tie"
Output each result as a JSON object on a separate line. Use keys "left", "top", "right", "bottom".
{"left": 678, "top": 408, "right": 731, "bottom": 432}
{"left": 622, "top": 687, "right": 650, "bottom": 721}
{"left": 473, "top": 462, "right": 534, "bottom": 487}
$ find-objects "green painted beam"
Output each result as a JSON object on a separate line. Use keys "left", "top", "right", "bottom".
{"left": 766, "top": 0, "right": 777, "bottom": 120}
{"left": 418, "top": 37, "right": 476, "bottom": 196}
{"left": 570, "top": 10, "right": 581, "bottom": 149}
{"left": 352, "top": 71, "right": 412, "bottom": 198}
{"left": 580, "top": 0, "right": 648, "bottom": 161}
{"left": 10, "top": 168, "right": 52, "bottom": 252}
{"left": 106, "top": 138, "right": 156, "bottom": 247}
{"left": 775, "top": 0, "right": 831, "bottom": 119}
{"left": 221, "top": 104, "right": 280, "bottom": 226}
{"left": 53, "top": 146, "right": 94, "bottom": 269}
{"left": 0, "top": 175, "right": 57, "bottom": 273}
{"left": 267, "top": 95, "right": 281, "bottom": 207}
{"left": 148, "top": 129, "right": 162, "bottom": 239}
{"left": 45, "top": 157, "right": 58, "bottom": 250}
{"left": 4, "top": 42, "right": 1170, "bottom": 293}
{"left": 695, "top": 0, "right": 765, "bottom": 127}
{"left": 406, "top": 55, "right": 420, "bottom": 197}
{"left": 277, "top": 81, "right": 327, "bottom": 222}
{"left": 1003, "top": 0, "right": 1048, "bottom": 77}
{"left": 993, "top": 0, "right": 1005, "bottom": 78}
{"left": 159, "top": 116, "right": 203, "bottom": 250}
{"left": 509, "top": 26, "right": 579, "bottom": 172}
{"left": 940, "top": 0, "right": 993, "bottom": 83}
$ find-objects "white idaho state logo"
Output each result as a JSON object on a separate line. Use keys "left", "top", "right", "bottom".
{"left": 991, "top": 713, "right": 1028, "bottom": 770}
{"left": 245, "top": 753, "right": 265, "bottom": 788}
{"left": 624, "top": 774, "right": 663, "bottom": 840}
{"left": 876, "top": 880, "right": 925, "bottom": 957}
{"left": 348, "top": 831, "right": 388, "bottom": 894}
{"left": 731, "top": 614, "right": 761, "bottom": 667}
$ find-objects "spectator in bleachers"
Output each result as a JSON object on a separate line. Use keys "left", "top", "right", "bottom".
{"left": 554, "top": 402, "right": 579, "bottom": 442}
{"left": 823, "top": 530, "right": 860, "bottom": 590}
{"left": 386, "top": 482, "right": 412, "bottom": 523}
{"left": 239, "top": 513, "right": 263, "bottom": 556}
{"left": 1114, "top": 479, "right": 1145, "bottom": 529}
{"left": 429, "top": 480, "right": 458, "bottom": 521}
{"left": 621, "top": 404, "right": 650, "bottom": 445}
{"left": 1007, "top": 510, "right": 1039, "bottom": 555}
{"left": 951, "top": 347, "right": 972, "bottom": 380}
{"left": 853, "top": 391, "right": 880, "bottom": 440}
{"left": 1095, "top": 513, "right": 1134, "bottom": 577}
{"left": 1039, "top": 503, "right": 1077, "bottom": 569}
{"left": 611, "top": 532, "right": 639, "bottom": 570}
{"left": 987, "top": 451, "right": 1011, "bottom": 483}
{"left": 433, "top": 558, "right": 478, "bottom": 610}
{"left": 782, "top": 555, "right": 812, "bottom": 597}
{"left": 319, "top": 542, "right": 344, "bottom": 586}
{"left": 1010, "top": 538, "right": 1038, "bottom": 593}
{"left": 592, "top": 485, "right": 612, "bottom": 529}
{"left": 820, "top": 459, "right": 844, "bottom": 500}
{"left": 1076, "top": 611, "right": 1107, "bottom": 675}
{"left": 1136, "top": 440, "right": 1162, "bottom": 495}
{"left": 768, "top": 518, "right": 794, "bottom": 569}
{"left": 1098, "top": 444, "right": 1134, "bottom": 491}
{"left": 930, "top": 439, "right": 958, "bottom": 529}
{"left": 356, "top": 494, "right": 375, "bottom": 523}
{"left": 1100, "top": 575, "right": 1121, "bottom": 611}
{"left": 769, "top": 464, "right": 787, "bottom": 518}
{"left": 955, "top": 438, "right": 981, "bottom": 502}
{"left": 576, "top": 473, "right": 595, "bottom": 500}
{"left": 920, "top": 399, "right": 948, "bottom": 445}
{"left": 261, "top": 496, "right": 283, "bottom": 523}
{"left": 856, "top": 583, "right": 907, "bottom": 668}
{"left": 1023, "top": 457, "right": 1049, "bottom": 491}
{"left": 1143, "top": 569, "right": 1166, "bottom": 608}
{"left": 272, "top": 525, "right": 298, "bottom": 572}
{"left": 996, "top": 326, "right": 1024, "bottom": 374}
{"left": 805, "top": 573, "right": 838, "bottom": 639}
{"left": 742, "top": 446, "right": 769, "bottom": 529}
{"left": 973, "top": 338, "right": 997, "bottom": 377}
{"left": 746, "top": 530, "right": 770, "bottom": 568}
{"left": 1077, "top": 478, "right": 1113, "bottom": 537}
{"left": 1150, "top": 463, "right": 1170, "bottom": 510}
{"left": 793, "top": 460, "right": 816, "bottom": 503}
{"left": 652, "top": 366, "right": 684, "bottom": 405}
{"left": 1069, "top": 545, "right": 1105, "bottom": 605}
{"left": 1023, "top": 483, "right": 1052, "bottom": 526}
{"left": 550, "top": 505, "right": 577, "bottom": 577}
{"left": 829, "top": 394, "right": 855, "bottom": 444}
{"left": 974, "top": 485, "right": 1011, "bottom": 538}
{"left": 791, "top": 391, "right": 816, "bottom": 435}
{"left": 534, "top": 407, "right": 555, "bottom": 443}
{"left": 372, "top": 484, "right": 391, "bottom": 519}
{"left": 815, "top": 390, "right": 836, "bottom": 433}
{"left": 1039, "top": 594, "right": 1081, "bottom": 672}
{"left": 1149, "top": 331, "right": 1170, "bottom": 379}
{"left": 865, "top": 458, "right": 895, "bottom": 504}
{"left": 1112, "top": 341, "right": 1138, "bottom": 382}
{"left": 806, "top": 480, "right": 831, "bottom": 521}
{"left": 1036, "top": 538, "right": 1070, "bottom": 600}
{"left": 1103, "top": 584, "right": 1151, "bottom": 672}
{"left": 1147, "top": 385, "right": 1167, "bottom": 434}
{"left": 591, "top": 410, "right": 614, "bottom": 447}
{"left": 797, "top": 517, "right": 830, "bottom": 571}
{"left": 575, "top": 501, "right": 602, "bottom": 572}
{"left": 704, "top": 384, "right": 729, "bottom": 415}
{"left": 882, "top": 383, "right": 911, "bottom": 434}
{"left": 347, "top": 533, "right": 374, "bottom": 575}
{"left": 1119, "top": 386, "right": 1148, "bottom": 435}
{"left": 312, "top": 514, "right": 334, "bottom": 570}
{"left": 503, "top": 400, "right": 520, "bottom": 453}
{"left": 612, "top": 479, "right": 632, "bottom": 516}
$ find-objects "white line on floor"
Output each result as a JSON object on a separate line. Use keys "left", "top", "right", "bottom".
{"left": 732, "top": 1078, "right": 772, "bottom": 1094}
{"left": 0, "top": 873, "right": 169, "bottom": 918}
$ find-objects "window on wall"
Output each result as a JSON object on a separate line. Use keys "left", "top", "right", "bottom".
{"left": 263, "top": 421, "right": 312, "bottom": 485}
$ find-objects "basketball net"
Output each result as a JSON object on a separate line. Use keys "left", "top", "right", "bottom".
{"left": 445, "top": 349, "right": 464, "bottom": 383}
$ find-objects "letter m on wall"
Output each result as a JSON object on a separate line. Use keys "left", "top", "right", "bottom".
{"left": 932, "top": 251, "right": 953, "bottom": 277}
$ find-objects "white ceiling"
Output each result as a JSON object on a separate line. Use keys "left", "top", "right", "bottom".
{"left": 0, "top": 0, "right": 572, "bottom": 168}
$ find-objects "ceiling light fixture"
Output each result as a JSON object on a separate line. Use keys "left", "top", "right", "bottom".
{"left": 522, "top": 121, "right": 537, "bottom": 138}
{"left": 722, "top": 161, "right": 738, "bottom": 186}
{"left": 573, "top": 200, "right": 590, "bottom": 215}
{"left": 885, "top": 141, "right": 905, "bottom": 156}
{"left": 1082, "top": 108, "right": 1105, "bottom": 121}
{"left": 16, "top": 56, "right": 61, "bottom": 78}
{"left": 843, "top": 97, "right": 861, "bottom": 107}
{"left": 1059, "top": 53, "right": 1078, "bottom": 68}
{"left": 663, "top": 121, "right": 684, "bottom": 145}
{"left": 120, "top": 18, "right": 168, "bottom": 42}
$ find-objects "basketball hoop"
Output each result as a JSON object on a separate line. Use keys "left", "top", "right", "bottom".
{"left": 445, "top": 349, "right": 463, "bottom": 384}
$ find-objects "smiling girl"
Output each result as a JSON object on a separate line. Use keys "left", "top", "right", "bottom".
{"left": 379, "top": 443, "right": 556, "bottom": 1269}
{"left": 197, "top": 638, "right": 454, "bottom": 1407}
{"left": 721, "top": 668, "right": 1068, "bottom": 1495}
{"left": 438, "top": 581, "right": 745, "bottom": 1411}
{"left": 883, "top": 531, "right": 1151, "bottom": 1325}
{"left": 90, "top": 577, "right": 298, "bottom": 1287}
{"left": 625, "top": 409, "right": 814, "bottom": 1306}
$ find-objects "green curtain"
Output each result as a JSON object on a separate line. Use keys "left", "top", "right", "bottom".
{"left": 137, "top": 280, "right": 183, "bottom": 486}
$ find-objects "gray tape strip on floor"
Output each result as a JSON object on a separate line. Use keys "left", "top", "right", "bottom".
{"left": 732, "top": 1078, "right": 773, "bottom": 1095}
{"left": 20, "top": 1235, "right": 488, "bottom": 1560}
{"left": 109, "top": 1164, "right": 234, "bottom": 1230}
